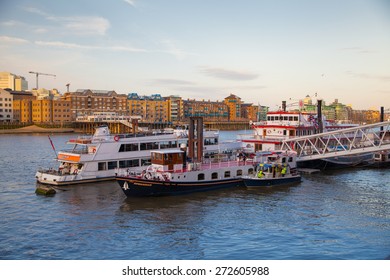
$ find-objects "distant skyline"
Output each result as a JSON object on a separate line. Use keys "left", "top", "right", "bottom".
{"left": 0, "top": 0, "right": 389, "bottom": 110}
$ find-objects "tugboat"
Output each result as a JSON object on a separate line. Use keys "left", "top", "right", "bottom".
{"left": 242, "top": 150, "right": 301, "bottom": 188}
{"left": 116, "top": 117, "right": 258, "bottom": 197}
{"left": 116, "top": 148, "right": 256, "bottom": 197}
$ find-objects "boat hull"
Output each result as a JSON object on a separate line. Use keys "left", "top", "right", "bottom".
{"left": 116, "top": 176, "right": 245, "bottom": 197}
{"left": 35, "top": 171, "right": 115, "bottom": 186}
{"left": 242, "top": 175, "right": 301, "bottom": 188}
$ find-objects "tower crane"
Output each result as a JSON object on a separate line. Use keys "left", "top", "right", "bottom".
{"left": 28, "top": 71, "right": 56, "bottom": 89}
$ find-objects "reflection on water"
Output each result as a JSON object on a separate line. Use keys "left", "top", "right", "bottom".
{"left": 0, "top": 134, "right": 389, "bottom": 260}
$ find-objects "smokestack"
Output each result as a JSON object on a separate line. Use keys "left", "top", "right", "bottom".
{"left": 317, "top": 99, "right": 323, "bottom": 133}
{"left": 282, "top": 101, "right": 286, "bottom": 112}
{"left": 380, "top": 107, "right": 384, "bottom": 122}
{"left": 380, "top": 106, "right": 384, "bottom": 134}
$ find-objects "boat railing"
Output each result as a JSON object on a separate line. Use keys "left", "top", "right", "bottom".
{"left": 37, "top": 168, "right": 62, "bottom": 176}
{"left": 59, "top": 149, "right": 90, "bottom": 155}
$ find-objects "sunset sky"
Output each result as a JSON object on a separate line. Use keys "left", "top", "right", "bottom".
{"left": 1, "top": 0, "right": 389, "bottom": 110}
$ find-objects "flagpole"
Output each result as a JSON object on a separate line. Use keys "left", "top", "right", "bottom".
{"left": 48, "top": 135, "right": 58, "bottom": 158}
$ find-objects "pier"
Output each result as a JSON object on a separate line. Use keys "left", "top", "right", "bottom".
{"left": 281, "top": 121, "right": 390, "bottom": 161}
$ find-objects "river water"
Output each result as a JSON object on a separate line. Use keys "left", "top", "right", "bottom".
{"left": 0, "top": 131, "right": 389, "bottom": 260}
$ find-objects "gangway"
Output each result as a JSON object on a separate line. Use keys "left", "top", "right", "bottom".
{"left": 280, "top": 121, "right": 390, "bottom": 161}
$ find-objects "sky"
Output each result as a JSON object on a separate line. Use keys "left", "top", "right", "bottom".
{"left": 0, "top": 0, "right": 389, "bottom": 110}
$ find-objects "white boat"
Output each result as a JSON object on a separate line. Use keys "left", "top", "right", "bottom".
{"left": 242, "top": 150, "right": 301, "bottom": 188}
{"left": 35, "top": 125, "right": 241, "bottom": 186}
{"left": 239, "top": 108, "right": 368, "bottom": 169}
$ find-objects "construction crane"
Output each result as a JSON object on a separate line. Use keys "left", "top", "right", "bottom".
{"left": 28, "top": 71, "right": 56, "bottom": 89}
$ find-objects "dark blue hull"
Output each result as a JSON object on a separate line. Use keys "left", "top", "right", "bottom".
{"left": 116, "top": 176, "right": 245, "bottom": 197}
{"left": 243, "top": 175, "right": 301, "bottom": 188}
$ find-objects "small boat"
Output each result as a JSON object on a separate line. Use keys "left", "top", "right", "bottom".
{"left": 116, "top": 148, "right": 259, "bottom": 197}
{"left": 242, "top": 150, "right": 301, "bottom": 188}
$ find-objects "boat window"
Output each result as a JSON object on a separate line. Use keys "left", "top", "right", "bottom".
{"left": 141, "top": 158, "right": 151, "bottom": 166}
{"left": 211, "top": 172, "right": 218, "bottom": 179}
{"left": 107, "top": 161, "right": 117, "bottom": 170}
{"left": 119, "top": 143, "right": 139, "bottom": 152}
{"left": 160, "top": 141, "right": 177, "bottom": 149}
{"left": 283, "top": 116, "right": 288, "bottom": 121}
{"left": 119, "top": 159, "right": 139, "bottom": 168}
{"left": 281, "top": 158, "right": 286, "bottom": 163}
{"left": 224, "top": 171, "right": 230, "bottom": 178}
{"left": 198, "top": 173, "right": 205, "bottom": 180}
{"left": 98, "top": 162, "right": 106, "bottom": 171}
{"left": 294, "top": 116, "right": 298, "bottom": 121}
{"left": 270, "top": 116, "right": 274, "bottom": 121}
{"left": 289, "top": 116, "right": 293, "bottom": 121}
{"left": 236, "top": 170, "right": 242, "bottom": 176}
{"left": 274, "top": 116, "right": 279, "bottom": 121}
{"left": 248, "top": 168, "right": 254, "bottom": 174}
{"left": 140, "top": 142, "right": 159, "bottom": 150}
{"left": 288, "top": 157, "right": 293, "bottom": 162}
{"left": 204, "top": 138, "right": 218, "bottom": 145}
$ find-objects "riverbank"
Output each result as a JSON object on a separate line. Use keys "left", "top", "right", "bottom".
{"left": 0, "top": 125, "right": 76, "bottom": 134}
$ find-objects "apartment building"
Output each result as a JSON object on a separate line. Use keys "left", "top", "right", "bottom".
{"left": 183, "top": 99, "right": 229, "bottom": 122}
{"left": 62, "top": 89, "right": 128, "bottom": 119}
{"left": 224, "top": 94, "right": 242, "bottom": 121}
{"left": 127, "top": 93, "right": 169, "bottom": 123}
{"left": 0, "top": 88, "right": 13, "bottom": 122}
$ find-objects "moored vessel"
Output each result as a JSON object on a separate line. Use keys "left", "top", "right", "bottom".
{"left": 242, "top": 150, "right": 301, "bottom": 188}
{"left": 116, "top": 148, "right": 259, "bottom": 197}
{"left": 35, "top": 125, "right": 240, "bottom": 186}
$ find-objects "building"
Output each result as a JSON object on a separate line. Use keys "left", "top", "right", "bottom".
{"left": 183, "top": 99, "right": 228, "bottom": 122}
{"left": 31, "top": 88, "right": 62, "bottom": 100}
{"left": 241, "top": 103, "right": 259, "bottom": 122}
{"left": 0, "top": 88, "right": 13, "bottom": 122}
{"left": 32, "top": 99, "right": 72, "bottom": 123}
{"left": 0, "top": 72, "right": 28, "bottom": 91}
{"left": 127, "top": 93, "right": 169, "bottom": 123}
{"left": 224, "top": 94, "right": 242, "bottom": 121}
{"left": 62, "top": 89, "right": 128, "bottom": 120}
{"left": 164, "top": 95, "right": 184, "bottom": 123}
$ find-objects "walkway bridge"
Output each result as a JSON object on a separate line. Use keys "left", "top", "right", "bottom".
{"left": 280, "top": 121, "right": 390, "bottom": 162}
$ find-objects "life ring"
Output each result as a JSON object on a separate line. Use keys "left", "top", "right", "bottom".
{"left": 114, "top": 135, "right": 120, "bottom": 142}
{"left": 73, "top": 169, "right": 78, "bottom": 175}
{"left": 92, "top": 148, "right": 96, "bottom": 153}
{"left": 267, "top": 130, "right": 272, "bottom": 134}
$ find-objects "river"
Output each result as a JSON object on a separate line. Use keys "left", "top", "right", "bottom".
{"left": 0, "top": 131, "right": 389, "bottom": 260}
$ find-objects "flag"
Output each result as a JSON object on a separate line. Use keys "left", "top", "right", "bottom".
{"left": 48, "top": 135, "right": 56, "bottom": 151}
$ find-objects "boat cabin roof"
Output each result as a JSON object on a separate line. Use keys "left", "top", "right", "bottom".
{"left": 151, "top": 149, "right": 184, "bottom": 155}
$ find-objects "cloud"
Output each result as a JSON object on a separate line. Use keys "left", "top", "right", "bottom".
{"left": 22, "top": 6, "right": 110, "bottom": 35}
{"left": 61, "top": 16, "right": 110, "bottom": 35}
{"left": 345, "top": 71, "right": 390, "bottom": 82}
{"left": 149, "top": 79, "right": 196, "bottom": 86}
{"left": 123, "top": 0, "right": 137, "bottom": 7}
{"left": 199, "top": 66, "right": 259, "bottom": 81}
{"left": 339, "top": 47, "right": 376, "bottom": 54}
{"left": 0, "top": 20, "right": 22, "bottom": 27}
{"left": 34, "top": 40, "right": 147, "bottom": 53}
{"left": 159, "top": 39, "right": 196, "bottom": 60}
{"left": 22, "top": 6, "right": 48, "bottom": 16}
{"left": 0, "top": 36, "right": 29, "bottom": 44}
